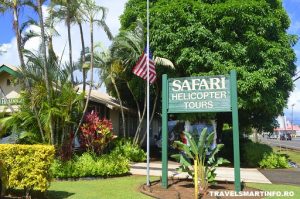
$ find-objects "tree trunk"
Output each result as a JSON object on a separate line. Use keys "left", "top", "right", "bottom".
{"left": 67, "top": 16, "right": 74, "bottom": 84}
{"left": 126, "top": 81, "right": 146, "bottom": 144}
{"left": 139, "top": 84, "right": 159, "bottom": 146}
{"left": 74, "top": 17, "right": 94, "bottom": 139}
{"left": 78, "top": 22, "right": 87, "bottom": 92}
{"left": 13, "top": 7, "right": 25, "bottom": 70}
{"left": 133, "top": 88, "right": 147, "bottom": 145}
{"left": 112, "top": 77, "right": 126, "bottom": 138}
{"left": 37, "top": 0, "right": 55, "bottom": 144}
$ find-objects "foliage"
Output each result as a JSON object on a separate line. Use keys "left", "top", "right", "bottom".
{"left": 242, "top": 141, "right": 273, "bottom": 167}
{"left": 50, "top": 152, "right": 129, "bottom": 178}
{"left": 121, "top": 0, "right": 298, "bottom": 133}
{"left": 111, "top": 138, "right": 146, "bottom": 162}
{"left": 0, "top": 160, "right": 8, "bottom": 196}
{"left": 80, "top": 111, "right": 116, "bottom": 154}
{"left": 259, "top": 152, "right": 290, "bottom": 169}
{"left": 171, "top": 129, "right": 229, "bottom": 197}
{"left": 273, "top": 147, "right": 300, "bottom": 166}
{"left": 0, "top": 144, "right": 55, "bottom": 196}
{"left": 0, "top": 47, "right": 85, "bottom": 146}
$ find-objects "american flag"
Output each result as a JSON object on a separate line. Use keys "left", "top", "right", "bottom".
{"left": 132, "top": 51, "right": 156, "bottom": 84}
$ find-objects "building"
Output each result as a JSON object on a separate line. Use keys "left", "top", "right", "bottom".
{"left": 0, "top": 64, "right": 21, "bottom": 113}
{"left": 0, "top": 64, "right": 159, "bottom": 142}
{"left": 275, "top": 115, "right": 300, "bottom": 137}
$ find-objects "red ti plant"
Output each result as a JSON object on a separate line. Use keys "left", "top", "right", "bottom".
{"left": 80, "top": 111, "right": 116, "bottom": 154}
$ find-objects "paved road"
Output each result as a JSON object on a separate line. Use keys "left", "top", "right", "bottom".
{"left": 259, "top": 168, "right": 300, "bottom": 185}
{"left": 260, "top": 137, "right": 300, "bottom": 150}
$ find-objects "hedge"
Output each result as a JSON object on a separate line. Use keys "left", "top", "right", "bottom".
{"left": 0, "top": 144, "right": 55, "bottom": 195}
{"left": 50, "top": 152, "right": 130, "bottom": 178}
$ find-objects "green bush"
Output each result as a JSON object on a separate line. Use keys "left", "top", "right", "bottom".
{"left": 50, "top": 152, "right": 130, "bottom": 178}
{"left": 0, "top": 144, "right": 55, "bottom": 195}
{"left": 0, "top": 160, "right": 8, "bottom": 196}
{"left": 242, "top": 141, "right": 273, "bottom": 167}
{"left": 219, "top": 130, "right": 273, "bottom": 167}
{"left": 111, "top": 138, "right": 146, "bottom": 162}
{"left": 259, "top": 153, "right": 290, "bottom": 169}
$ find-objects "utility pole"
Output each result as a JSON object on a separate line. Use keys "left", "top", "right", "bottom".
{"left": 292, "top": 104, "right": 295, "bottom": 134}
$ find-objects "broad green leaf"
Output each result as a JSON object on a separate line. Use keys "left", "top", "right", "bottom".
{"left": 184, "top": 131, "right": 198, "bottom": 156}
{"left": 173, "top": 141, "right": 193, "bottom": 159}
{"left": 198, "top": 128, "right": 207, "bottom": 156}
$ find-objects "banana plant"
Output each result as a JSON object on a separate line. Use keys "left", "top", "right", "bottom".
{"left": 171, "top": 128, "right": 229, "bottom": 198}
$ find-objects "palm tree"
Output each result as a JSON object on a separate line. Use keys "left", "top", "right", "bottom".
{"left": 74, "top": 0, "right": 113, "bottom": 138}
{"left": 51, "top": 0, "right": 81, "bottom": 84}
{"left": 109, "top": 19, "right": 174, "bottom": 144}
{"left": 0, "top": 0, "right": 28, "bottom": 69}
{"left": 0, "top": 48, "right": 84, "bottom": 145}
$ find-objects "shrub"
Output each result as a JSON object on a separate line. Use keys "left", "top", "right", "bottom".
{"left": 259, "top": 153, "right": 290, "bottom": 169}
{"left": 111, "top": 138, "right": 146, "bottom": 162}
{"left": 0, "top": 144, "right": 55, "bottom": 196}
{"left": 80, "top": 111, "right": 116, "bottom": 154}
{"left": 0, "top": 160, "right": 8, "bottom": 196}
{"left": 50, "top": 152, "right": 129, "bottom": 178}
{"left": 171, "top": 129, "right": 229, "bottom": 197}
{"left": 242, "top": 141, "right": 273, "bottom": 167}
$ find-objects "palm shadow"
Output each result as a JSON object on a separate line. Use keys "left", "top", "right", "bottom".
{"left": 45, "top": 190, "right": 75, "bottom": 199}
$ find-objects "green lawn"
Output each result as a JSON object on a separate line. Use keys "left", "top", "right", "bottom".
{"left": 247, "top": 183, "right": 300, "bottom": 199}
{"left": 273, "top": 146, "right": 300, "bottom": 165}
{"left": 46, "top": 175, "right": 156, "bottom": 199}
{"left": 43, "top": 176, "right": 299, "bottom": 199}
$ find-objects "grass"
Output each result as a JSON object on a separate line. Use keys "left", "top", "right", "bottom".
{"left": 46, "top": 175, "right": 157, "bottom": 199}
{"left": 247, "top": 183, "right": 300, "bottom": 199}
{"left": 272, "top": 146, "right": 300, "bottom": 165}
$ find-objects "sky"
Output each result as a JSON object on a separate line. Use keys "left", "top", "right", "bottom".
{"left": 0, "top": 0, "right": 300, "bottom": 124}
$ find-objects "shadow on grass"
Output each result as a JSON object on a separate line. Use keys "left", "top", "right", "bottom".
{"left": 2, "top": 190, "right": 74, "bottom": 199}
{"left": 45, "top": 190, "right": 75, "bottom": 199}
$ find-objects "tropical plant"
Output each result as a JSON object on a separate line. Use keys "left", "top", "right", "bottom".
{"left": 80, "top": 111, "right": 116, "bottom": 154}
{"left": 259, "top": 152, "right": 290, "bottom": 169}
{"left": 50, "top": 152, "right": 129, "bottom": 178}
{"left": 74, "top": 0, "right": 113, "bottom": 139}
{"left": 171, "top": 129, "right": 229, "bottom": 198}
{"left": 50, "top": 0, "right": 82, "bottom": 83}
{"left": 0, "top": 0, "right": 29, "bottom": 69}
{"left": 111, "top": 138, "right": 146, "bottom": 162}
{"left": 105, "top": 19, "right": 174, "bottom": 143}
{"left": 0, "top": 49, "right": 84, "bottom": 146}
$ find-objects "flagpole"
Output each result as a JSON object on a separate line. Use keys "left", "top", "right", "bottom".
{"left": 146, "top": 0, "right": 150, "bottom": 186}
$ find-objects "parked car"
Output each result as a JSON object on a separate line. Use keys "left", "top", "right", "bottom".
{"left": 280, "top": 132, "right": 292, "bottom": 141}
{"left": 286, "top": 133, "right": 292, "bottom": 141}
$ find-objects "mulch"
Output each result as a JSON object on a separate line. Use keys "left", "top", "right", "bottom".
{"left": 140, "top": 179, "right": 263, "bottom": 199}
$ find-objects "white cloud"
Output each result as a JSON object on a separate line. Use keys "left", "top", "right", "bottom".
{"left": 0, "top": 37, "right": 20, "bottom": 66}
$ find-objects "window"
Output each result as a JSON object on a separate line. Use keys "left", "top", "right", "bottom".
{"left": 7, "top": 79, "right": 11, "bottom": 86}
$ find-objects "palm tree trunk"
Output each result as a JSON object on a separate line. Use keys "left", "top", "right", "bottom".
{"left": 74, "top": 17, "right": 94, "bottom": 139}
{"left": 67, "top": 16, "right": 74, "bottom": 84}
{"left": 111, "top": 77, "right": 126, "bottom": 138}
{"left": 78, "top": 22, "right": 87, "bottom": 92}
{"left": 37, "top": 0, "right": 55, "bottom": 144}
{"left": 139, "top": 85, "right": 159, "bottom": 146}
{"left": 133, "top": 87, "right": 147, "bottom": 144}
{"left": 13, "top": 6, "right": 25, "bottom": 69}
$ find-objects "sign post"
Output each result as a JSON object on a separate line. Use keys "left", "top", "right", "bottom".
{"left": 162, "top": 74, "right": 168, "bottom": 188}
{"left": 161, "top": 70, "right": 241, "bottom": 191}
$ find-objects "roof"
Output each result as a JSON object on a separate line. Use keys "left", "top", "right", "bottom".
{"left": 78, "top": 89, "right": 131, "bottom": 112}
{"left": 274, "top": 124, "right": 300, "bottom": 131}
{"left": 0, "top": 64, "right": 20, "bottom": 77}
